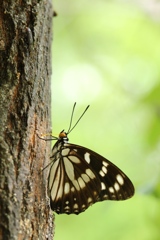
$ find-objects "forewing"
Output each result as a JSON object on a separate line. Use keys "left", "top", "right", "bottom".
{"left": 48, "top": 142, "right": 134, "bottom": 214}
{"left": 77, "top": 145, "right": 134, "bottom": 200}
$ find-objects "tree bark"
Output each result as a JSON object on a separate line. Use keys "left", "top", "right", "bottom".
{"left": 0, "top": 0, "right": 54, "bottom": 239}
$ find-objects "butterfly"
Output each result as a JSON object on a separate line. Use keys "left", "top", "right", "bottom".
{"left": 38, "top": 103, "right": 134, "bottom": 215}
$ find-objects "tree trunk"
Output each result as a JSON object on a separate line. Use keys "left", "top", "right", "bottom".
{"left": 0, "top": 0, "right": 54, "bottom": 239}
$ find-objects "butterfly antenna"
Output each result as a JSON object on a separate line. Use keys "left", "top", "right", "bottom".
{"left": 67, "top": 103, "right": 90, "bottom": 134}
{"left": 67, "top": 102, "right": 76, "bottom": 133}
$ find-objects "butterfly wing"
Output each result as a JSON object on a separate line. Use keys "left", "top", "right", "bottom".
{"left": 48, "top": 142, "right": 134, "bottom": 215}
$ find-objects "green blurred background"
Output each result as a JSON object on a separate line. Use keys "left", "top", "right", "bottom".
{"left": 51, "top": 0, "right": 160, "bottom": 239}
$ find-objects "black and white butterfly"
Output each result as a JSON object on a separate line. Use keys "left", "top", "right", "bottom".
{"left": 39, "top": 103, "right": 134, "bottom": 215}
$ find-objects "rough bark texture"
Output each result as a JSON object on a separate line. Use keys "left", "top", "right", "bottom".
{"left": 0, "top": 0, "right": 54, "bottom": 239}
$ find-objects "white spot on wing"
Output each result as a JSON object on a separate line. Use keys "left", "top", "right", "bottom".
{"left": 64, "top": 182, "right": 70, "bottom": 194}
{"left": 73, "top": 203, "right": 78, "bottom": 209}
{"left": 72, "top": 180, "right": 80, "bottom": 191}
{"left": 64, "top": 206, "right": 70, "bottom": 210}
{"left": 109, "top": 187, "right": 114, "bottom": 193}
{"left": 99, "top": 170, "right": 105, "bottom": 177}
{"left": 78, "top": 177, "right": 86, "bottom": 189}
{"left": 84, "top": 152, "right": 90, "bottom": 164}
{"left": 101, "top": 182, "right": 106, "bottom": 190}
{"left": 64, "top": 157, "right": 75, "bottom": 181}
{"left": 69, "top": 155, "right": 81, "bottom": 163}
{"left": 102, "top": 161, "right": 109, "bottom": 167}
{"left": 116, "top": 174, "right": 124, "bottom": 185}
{"left": 103, "top": 195, "right": 108, "bottom": 199}
{"left": 48, "top": 158, "right": 60, "bottom": 190}
{"left": 49, "top": 160, "right": 64, "bottom": 201}
{"left": 64, "top": 143, "right": 70, "bottom": 147}
{"left": 87, "top": 197, "right": 92, "bottom": 203}
{"left": 114, "top": 182, "right": 120, "bottom": 191}
{"left": 93, "top": 191, "right": 97, "bottom": 196}
{"left": 85, "top": 169, "right": 96, "bottom": 179}
{"left": 81, "top": 173, "right": 90, "bottom": 183}
{"left": 61, "top": 148, "right": 70, "bottom": 156}
{"left": 102, "top": 166, "right": 107, "bottom": 174}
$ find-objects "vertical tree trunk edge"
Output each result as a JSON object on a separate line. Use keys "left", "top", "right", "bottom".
{"left": 0, "top": 0, "right": 55, "bottom": 239}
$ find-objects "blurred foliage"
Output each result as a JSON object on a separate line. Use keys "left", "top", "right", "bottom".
{"left": 52, "top": 0, "right": 160, "bottom": 240}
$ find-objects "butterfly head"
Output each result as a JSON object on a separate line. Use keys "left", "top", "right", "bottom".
{"left": 59, "top": 130, "right": 68, "bottom": 143}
